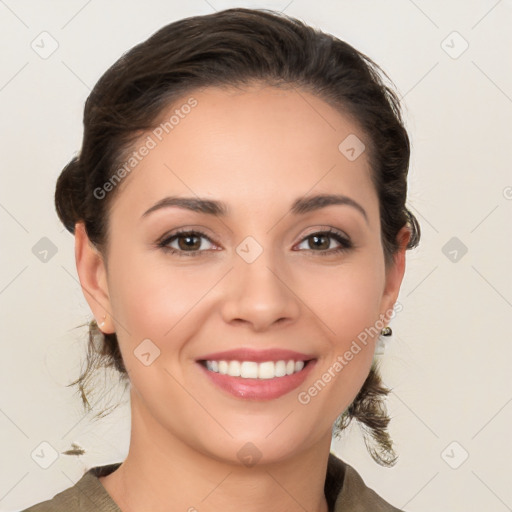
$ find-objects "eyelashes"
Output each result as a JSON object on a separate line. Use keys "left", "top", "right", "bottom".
{"left": 156, "top": 227, "right": 353, "bottom": 258}
{"left": 158, "top": 229, "right": 217, "bottom": 257}
{"left": 294, "top": 228, "right": 353, "bottom": 255}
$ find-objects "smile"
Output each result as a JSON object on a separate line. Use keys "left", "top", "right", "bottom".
{"left": 203, "top": 359, "right": 307, "bottom": 379}
{"left": 197, "top": 357, "right": 316, "bottom": 400}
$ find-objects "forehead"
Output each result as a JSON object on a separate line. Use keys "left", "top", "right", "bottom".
{"left": 111, "top": 84, "right": 378, "bottom": 222}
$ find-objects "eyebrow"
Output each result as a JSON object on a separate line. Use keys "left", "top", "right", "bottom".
{"left": 141, "top": 193, "right": 368, "bottom": 223}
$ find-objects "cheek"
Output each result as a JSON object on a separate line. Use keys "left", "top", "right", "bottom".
{"left": 310, "top": 260, "right": 384, "bottom": 408}
{"left": 316, "top": 260, "right": 386, "bottom": 346}
{"left": 108, "top": 250, "right": 209, "bottom": 341}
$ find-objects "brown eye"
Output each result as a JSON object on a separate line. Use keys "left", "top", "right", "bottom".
{"left": 295, "top": 229, "right": 352, "bottom": 255}
{"left": 159, "top": 230, "right": 217, "bottom": 257}
{"left": 176, "top": 233, "right": 202, "bottom": 251}
{"left": 307, "top": 234, "right": 331, "bottom": 250}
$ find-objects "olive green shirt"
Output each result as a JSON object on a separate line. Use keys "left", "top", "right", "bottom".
{"left": 21, "top": 453, "right": 404, "bottom": 511}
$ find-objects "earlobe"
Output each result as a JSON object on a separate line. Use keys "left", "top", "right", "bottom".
{"left": 74, "top": 222, "right": 114, "bottom": 333}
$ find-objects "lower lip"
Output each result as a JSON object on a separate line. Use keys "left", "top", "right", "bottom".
{"left": 197, "top": 360, "right": 316, "bottom": 400}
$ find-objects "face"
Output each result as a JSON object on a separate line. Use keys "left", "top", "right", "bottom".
{"left": 76, "top": 84, "right": 408, "bottom": 465}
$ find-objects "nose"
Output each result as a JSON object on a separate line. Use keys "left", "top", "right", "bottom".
{"left": 220, "top": 247, "right": 301, "bottom": 332}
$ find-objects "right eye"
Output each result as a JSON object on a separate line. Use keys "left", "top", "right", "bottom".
{"left": 158, "top": 229, "right": 219, "bottom": 257}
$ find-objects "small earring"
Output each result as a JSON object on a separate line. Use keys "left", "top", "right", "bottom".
{"left": 381, "top": 326, "right": 392, "bottom": 337}
{"left": 99, "top": 314, "right": 107, "bottom": 328}
{"left": 374, "top": 326, "right": 393, "bottom": 356}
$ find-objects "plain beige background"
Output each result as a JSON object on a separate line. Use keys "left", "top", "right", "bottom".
{"left": 1, "top": 1, "right": 511, "bottom": 511}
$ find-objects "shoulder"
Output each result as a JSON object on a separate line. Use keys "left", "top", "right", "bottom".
{"left": 327, "top": 453, "right": 405, "bottom": 512}
{"left": 20, "top": 463, "right": 122, "bottom": 512}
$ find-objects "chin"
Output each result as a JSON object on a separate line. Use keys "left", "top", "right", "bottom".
{"left": 199, "top": 422, "right": 322, "bottom": 468}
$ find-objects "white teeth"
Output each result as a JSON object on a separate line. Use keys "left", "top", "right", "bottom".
{"left": 204, "top": 359, "right": 308, "bottom": 379}
{"left": 240, "top": 361, "right": 259, "bottom": 378}
{"left": 228, "top": 360, "right": 241, "bottom": 377}
{"left": 275, "top": 360, "right": 286, "bottom": 377}
{"left": 258, "top": 361, "right": 275, "bottom": 379}
{"left": 218, "top": 360, "right": 228, "bottom": 375}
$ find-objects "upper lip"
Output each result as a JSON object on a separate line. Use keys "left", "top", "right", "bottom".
{"left": 197, "top": 348, "right": 316, "bottom": 363}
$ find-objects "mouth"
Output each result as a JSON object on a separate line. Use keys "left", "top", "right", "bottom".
{"left": 195, "top": 349, "right": 317, "bottom": 400}
{"left": 198, "top": 358, "right": 313, "bottom": 379}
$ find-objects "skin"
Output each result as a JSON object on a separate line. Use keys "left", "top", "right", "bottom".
{"left": 75, "top": 83, "right": 410, "bottom": 512}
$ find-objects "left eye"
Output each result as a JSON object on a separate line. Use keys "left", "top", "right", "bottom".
{"left": 295, "top": 230, "right": 352, "bottom": 253}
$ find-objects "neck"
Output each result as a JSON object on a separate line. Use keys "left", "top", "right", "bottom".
{"left": 100, "top": 390, "right": 332, "bottom": 512}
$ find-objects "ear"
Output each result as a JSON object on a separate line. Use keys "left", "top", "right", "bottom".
{"left": 74, "top": 222, "right": 115, "bottom": 333}
{"left": 379, "top": 226, "right": 411, "bottom": 323}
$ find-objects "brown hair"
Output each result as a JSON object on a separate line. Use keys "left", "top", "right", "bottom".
{"left": 55, "top": 7, "right": 420, "bottom": 466}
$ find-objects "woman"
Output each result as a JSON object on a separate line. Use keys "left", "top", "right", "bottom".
{"left": 22, "top": 7, "right": 420, "bottom": 512}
